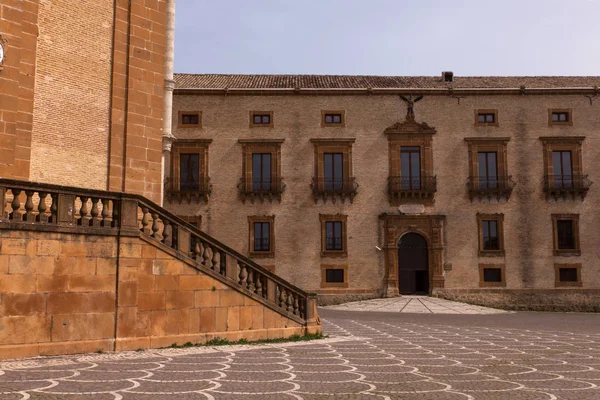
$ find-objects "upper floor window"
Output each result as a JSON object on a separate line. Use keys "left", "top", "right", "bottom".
{"left": 548, "top": 108, "right": 572, "bottom": 126}
{"left": 250, "top": 111, "right": 273, "bottom": 127}
{"left": 180, "top": 154, "right": 200, "bottom": 190}
{"left": 252, "top": 153, "right": 272, "bottom": 191}
{"left": 540, "top": 136, "right": 590, "bottom": 201}
{"left": 238, "top": 139, "right": 284, "bottom": 203}
{"left": 400, "top": 147, "right": 421, "bottom": 190}
{"left": 464, "top": 138, "right": 514, "bottom": 202}
{"left": 167, "top": 139, "right": 212, "bottom": 203}
{"left": 477, "top": 213, "right": 504, "bottom": 257}
{"left": 321, "top": 110, "right": 345, "bottom": 127}
{"left": 552, "top": 150, "right": 573, "bottom": 189}
{"left": 474, "top": 109, "right": 498, "bottom": 126}
{"left": 478, "top": 151, "right": 497, "bottom": 189}
{"left": 310, "top": 138, "right": 357, "bottom": 203}
{"left": 324, "top": 153, "right": 343, "bottom": 191}
{"left": 178, "top": 111, "right": 201, "bottom": 128}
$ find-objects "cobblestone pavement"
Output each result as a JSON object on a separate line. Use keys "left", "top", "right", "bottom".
{"left": 1, "top": 310, "right": 600, "bottom": 399}
{"left": 323, "top": 295, "right": 509, "bottom": 314}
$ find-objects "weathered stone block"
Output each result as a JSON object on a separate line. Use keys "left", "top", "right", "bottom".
{"left": 199, "top": 307, "right": 215, "bottom": 333}
{"left": 220, "top": 290, "right": 244, "bottom": 307}
{"left": 165, "top": 290, "right": 194, "bottom": 310}
{"left": 227, "top": 306, "right": 240, "bottom": 331}
{"left": 137, "top": 291, "right": 165, "bottom": 311}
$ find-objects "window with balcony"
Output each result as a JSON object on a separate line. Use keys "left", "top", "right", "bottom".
{"left": 401, "top": 146, "right": 421, "bottom": 190}
{"left": 551, "top": 214, "right": 580, "bottom": 256}
{"left": 310, "top": 138, "right": 357, "bottom": 203}
{"left": 248, "top": 215, "right": 274, "bottom": 258}
{"left": 465, "top": 138, "right": 514, "bottom": 202}
{"left": 477, "top": 213, "right": 504, "bottom": 257}
{"left": 167, "top": 140, "right": 212, "bottom": 203}
{"left": 540, "top": 137, "right": 590, "bottom": 200}
{"left": 320, "top": 214, "right": 347, "bottom": 257}
{"left": 238, "top": 139, "right": 284, "bottom": 203}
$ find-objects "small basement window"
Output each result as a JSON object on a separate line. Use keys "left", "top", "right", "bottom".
{"left": 483, "top": 268, "right": 502, "bottom": 282}
{"left": 325, "top": 269, "right": 345, "bottom": 283}
{"left": 554, "top": 263, "right": 581, "bottom": 287}
{"left": 559, "top": 268, "right": 578, "bottom": 282}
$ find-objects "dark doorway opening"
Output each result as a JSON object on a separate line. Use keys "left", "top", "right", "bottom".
{"left": 398, "top": 233, "right": 429, "bottom": 294}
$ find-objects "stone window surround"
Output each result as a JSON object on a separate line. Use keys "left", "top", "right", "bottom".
{"left": 247, "top": 215, "right": 275, "bottom": 258}
{"left": 465, "top": 137, "right": 510, "bottom": 180}
{"left": 478, "top": 263, "right": 506, "bottom": 288}
{"left": 319, "top": 214, "right": 348, "bottom": 258}
{"left": 238, "top": 139, "right": 284, "bottom": 202}
{"left": 554, "top": 263, "right": 582, "bottom": 287}
{"left": 249, "top": 111, "right": 274, "bottom": 128}
{"left": 539, "top": 136, "right": 584, "bottom": 178}
{"left": 548, "top": 108, "right": 573, "bottom": 126}
{"left": 170, "top": 139, "right": 212, "bottom": 191}
{"left": 321, "top": 110, "right": 346, "bottom": 127}
{"left": 177, "top": 111, "right": 201, "bottom": 128}
{"left": 310, "top": 138, "right": 356, "bottom": 202}
{"left": 551, "top": 213, "right": 580, "bottom": 257}
{"left": 320, "top": 264, "right": 349, "bottom": 288}
{"left": 476, "top": 213, "right": 505, "bottom": 257}
{"left": 474, "top": 109, "right": 499, "bottom": 127}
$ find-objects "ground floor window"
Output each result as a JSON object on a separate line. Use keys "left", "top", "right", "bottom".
{"left": 478, "top": 264, "right": 506, "bottom": 287}
{"left": 321, "top": 264, "right": 348, "bottom": 288}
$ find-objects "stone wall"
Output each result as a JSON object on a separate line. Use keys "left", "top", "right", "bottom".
{"left": 169, "top": 93, "right": 600, "bottom": 300}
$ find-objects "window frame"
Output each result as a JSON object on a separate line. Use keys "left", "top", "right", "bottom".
{"left": 320, "top": 264, "right": 348, "bottom": 288}
{"left": 476, "top": 213, "right": 505, "bottom": 257}
{"left": 249, "top": 111, "right": 274, "bottom": 128}
{"left": 478, "top": 263, "right": 506, "bottom": 287}
{"left": 238, "top": 139, "right": 284, "bottom": 203}
{"left": 539, "top": 136, "right": 587, "bottom": 200}
{"left": 551, "top": 214, "right": 580, "bottom": 256}
{"left": 464, "top": 137, "right": 511, "bottom": 201}
{"left": 310, "top": 138, "right": 356, "bottom": 203}
{"left": 248, "top": 215, "right": 275, "bottom": 258}
{"left": 554, "top": 263, "right": 582, "bottom": 287}
{"left": 168, "top": 139, "right": 212, "bottom": 203}
{"left": 474, "top": 109, "right": 499, "bottom": 127}
{"left": 321, "top": 110, "right": 346, "bottom": 127}
{"left": 178, "top": 111, "right": 202, "bottom": 128}
{"left": 548, "top": 108, "right": 573, "bottom": 126}
{"left": 319, "top": 214, "right": 348, "bottom": 257}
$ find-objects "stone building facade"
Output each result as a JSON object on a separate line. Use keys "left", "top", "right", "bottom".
{"left": 169, "top": 74, "right": 600, "bottom": 302}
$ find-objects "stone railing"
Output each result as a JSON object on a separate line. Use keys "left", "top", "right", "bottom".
{"left": 0, "top": 179, "right": 317, "bottom": 326}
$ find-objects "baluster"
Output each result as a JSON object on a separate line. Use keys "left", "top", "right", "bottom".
{"left": 287, "top": 292, "right": 294, "bottom": 313}
{"left": 49, "top": 193, "right": 58, "bottom": 223}
{"left": 90, "top": 198, "right": 100, "bottom": 227}
{"left": 163, "top": 220, "right": 173, "bottom": 247}
{"left": 239, "top": 263, "right": 248, "bottom": 287}
{"left": 299, "top": 298, "right": 305, "bottom": 319}
{"left": 101, "top": 199, "right": 111, "bottom": 227}
{"left": 79, "top": 196, "right": 90, "bottom": 226}
{"left": 293, "top": 295, "right": 299, "bottom": 315}
{"left": 202, "top": 245, "right": 212, "bottom": 269}
{"left": 24, "top": 191, "right": 35, "bottom": 222}
{"left": 37, "top": 192, "right": 48, "bottom": 223}
{"left": 111, "top": 200, "right": 119, "bottom": 228}
{"left": 141, "top": 206, "right": 152, "bottom": 234}
{"left": 279, "top": 286, "right": 286, "bottom": 309}
{"left": 194, "top": 240, "right": 204, "bottom": 264}
{"left": 211, "top": 250, "right": 220, "bottom": 273}
{"left": 10, "top": 189, "right": 22, "bottom": 221}
{"left": 151, "top": 212, "right": 162, "bottom": 240}
{"left": 247, "top": 268, "right": 254, "bottom": 292}
{"left": 255, "top": 273, "right": 262, "bottom": 296}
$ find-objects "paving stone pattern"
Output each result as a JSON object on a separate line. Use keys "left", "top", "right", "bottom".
{"left": 1, "top": 312, "right": 600, "bottom": 399}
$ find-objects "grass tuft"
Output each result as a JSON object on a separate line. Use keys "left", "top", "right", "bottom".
{"left": 162, "top": 332, "right": 327, "bottom": 349}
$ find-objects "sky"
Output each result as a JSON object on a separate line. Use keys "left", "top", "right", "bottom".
{"left": 174, "top": 0, "right": 600, "bottom": 76}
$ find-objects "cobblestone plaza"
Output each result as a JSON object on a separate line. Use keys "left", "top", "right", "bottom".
{"left": 1, "top": 299, "right": 599, "bottom": 399}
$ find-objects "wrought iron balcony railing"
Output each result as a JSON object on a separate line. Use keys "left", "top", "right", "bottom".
{"left": 238, "top": 177, "right": 285, "bottom": 203}
{"left": 467, "top": 176, "right": 516, "bottom": 202}
{"left": 165, "top": 177, "right": 212, "bottom": 204}
{"left": 388, "top": 176, "right": 437, "bottom": 203}
{"left": 543, "top": 174, "right": 592, "bottom": 201}
{"left": 311, "top": 177, "right": 358, "bottom": 204}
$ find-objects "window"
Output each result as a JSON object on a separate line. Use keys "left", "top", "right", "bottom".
{"left": 252, "top": 153, "right": 272, "bottom": 191}
{"left": 178, "top": 111, "right": 201, "bottom": 128}
{"left": 554, "top": 263, "right": 582, "bottom": 287}
{"left": 549, "top": 109, "right": 572, "bottom": 126}
{"left": 168, "top": 140, "right": 212, "bottom": 203}
{"left": 320, "top": 264, "right": 348, "bottom": 288}
{"left": 320, "top": 214, "right": 348, "bottom": 257}
{"left": 249, "top": 111, "right": 273, "bottom": 127}
{"left": 464, "top": 138, "right": 513, "bottom": 202}
{"left": 551, "top": 214, "right": 580, "bottom": 256}
{"left": 238, "top": 139, "right": 284, "bottom": 203}
{"left": 248, "top": 216, "right": 275, "bottom": 257}
{"left": 477, "top": 213, "right": 504, "bottom": 256}
{"left": 474, "top": 109, "right": 498, "bottom": 126}
{"left": 478, "top": 152, "right": 498, "bottom": 189}
{"left": 310, "top": 139, "right": 356, "bottom": 203}
{"left": 540, "top": 136, "right": 589, "bottom": 200}
{"left": 400, "top": 147, "right": 421, "bottom": 190}
{"left": 321, "top": 110, "right": 345, "bottom": 127}
{"left": 478, "top": 264, "right": 506, "bottom": 287}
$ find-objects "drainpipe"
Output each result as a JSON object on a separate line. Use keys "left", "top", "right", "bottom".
{"left": 161, "top": 0, "right": 176, "bottom": 206}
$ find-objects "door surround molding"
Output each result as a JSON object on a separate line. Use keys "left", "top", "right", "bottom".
{"left": 379, "top": 213, "right": 446, "bottom": 297}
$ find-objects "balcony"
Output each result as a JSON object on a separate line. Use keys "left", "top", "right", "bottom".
{"left": 238, "top": 177, "right": 285, "bottom": 203}
{"left": 388, "top": 176, "right": 437, "bottom": 204}
{"left": 544, "top": 174, "right": 592, "bottom": 201}
{"left": 311, "top": 177, "right": 358, "bottom": 204}
{"left": 467, "top": 176, "right": 516, "bottom": 202}
{"left": 165, "top": 177, "right": 212, "bottom": 204}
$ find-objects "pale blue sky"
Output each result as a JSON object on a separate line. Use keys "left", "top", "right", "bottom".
{"left": 174, "top": 0, "right": 600, "bottom": 76}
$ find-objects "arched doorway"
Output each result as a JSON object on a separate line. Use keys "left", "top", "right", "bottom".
{"left": 398, "top": 233, "right": 429, "bottom": 294}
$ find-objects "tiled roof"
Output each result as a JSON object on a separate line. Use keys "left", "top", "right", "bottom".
{"left": 175, "top": 74, "right": 600, "bottom": 90}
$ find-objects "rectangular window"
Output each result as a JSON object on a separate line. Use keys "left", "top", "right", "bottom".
{"left": 552, "top": 150, "right": 573, "bottom": 188}
{"left": 552, "top": 112, "right": 569, "bottom": 122}
{"left": 325, "top": 114, "right": 342, "bottom": 124}
{"left": 178, "top": 111, "right": 201, "bottom": 128}
{"left": 559, "top": 268, "right": 578, "bottom": 282}
{"left": 483, "top": 268, "right": 502, "bottom": 282}
{"left": 554, "top": 263, "right": 582, "bottom": 287}
{"left": 321, "top": 110, "right": 346, "bottom": 127}
{"left": 477, "top": 113, "right": 495, "bottom": 123}
{"left": 400, "top": 146, "right": 421, "bottom": 190}
{"left": 556, "top": 220, "right": 575, "bottom": 249}
{"left": 552, "top": 214, "right": 580, "bottom": 256}
{"left": 182, "top": 114, "right": 199, "bottom": 125}
{"left": 250, "top": 111, "right": 273, "bottom": 127}
{"left": 253, "top": 114, "right": 270, "bottom": 124}
{"left": 548, "top": 109, "right": 573, "bottom": 126}
{"left": 474, "top": 109, "right": 498, "bottom": 126}
{"left": 325, "top": 269, "right": 345, "bottom": 283}
{"left": 253, "top": 222, "right": 270, "bottom": 252}
{"left": 179, "top": 154, "right": 200, "bottom": 191}
{"left": 251, "top": 153, "right": 272, "bottom": 191}
{"left": 324, "top": 153, "right": 344, "bottom": 191}
{"left": 481, "top": 220, "right": 499, "bottom": 250}
{"left": 478, "top": 152, "right": 498, "bottom": 189}
{"left": 325, "top": 221, "right": 343, "bottom": 251}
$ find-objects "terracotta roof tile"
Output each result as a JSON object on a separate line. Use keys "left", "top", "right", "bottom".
{"left": 174, "top": 74, "right": 600, "bottom": 90}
